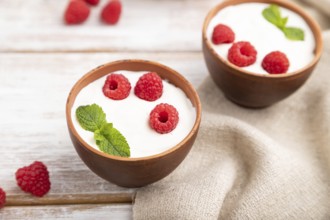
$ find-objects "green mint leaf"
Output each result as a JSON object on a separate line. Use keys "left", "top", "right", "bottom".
{"left": 262, "top": 4, "right": 305, "bottom": 41}
{"left": 281, "top": 17, "right": 288, "bottom": 27}
{"left": 76, "top": 104, "right": 107, "bottom": 132}
{"left": 270, "top": 4, "right": 281, "bottom": 17}
{"left": 94, "top": 123, "right": 130, "bottom": 157}
{"left": 262, "top": 4, "right": 284, "bottom": 28}
{"left": 282, "top": 27, "right": 305, "bottom": 41}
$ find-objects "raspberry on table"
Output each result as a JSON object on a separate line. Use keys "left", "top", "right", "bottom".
{"left": 0, "top": 187, "right": 6, "bottom": 209}
{"left": 149, "top": 103, "right": 179, "bottom": 134}
{"left": 64, "top": 0, "right": 90, "bottom": 25}
{"left": 103, "top": 73, "right": 131, "bottom": 100}
{"left": 15, "top": 161, "right": 51, "bottom": 197}
{"left": 85, "top": 0, "right": 100, "bottom": 6}
{"left": 134, "top": 72, "right": 163, "bottom": 101}
{"left": 212, "top": 24, "right": 235, "bottom": 44}
{"left": 262, "top": 51, "right": 290, "bottom": 74}
{"left": 101, "top": 0, "right": 122, "bottom": 25}
{"left": 228, "top": 41, "right": 257, "bottom": 67}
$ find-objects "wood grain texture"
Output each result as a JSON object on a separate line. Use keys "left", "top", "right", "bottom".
{"left": 0, "top": 204, "right": 132, "bottom": 220}
{"left": 0, "top": 0, "right": 220, "bottom": 52}
{"left": 0, "top": 0, "right": 327, "bottom": 53}
{"left": 0, "top": 52, "right": 207, "bottom": 205}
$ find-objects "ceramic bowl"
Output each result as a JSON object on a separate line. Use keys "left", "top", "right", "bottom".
{"left": 66, "top": 59, "right": 201, "bottom": 187}
{"left": 202, "top": 0, "right": 323, "bottom": 108}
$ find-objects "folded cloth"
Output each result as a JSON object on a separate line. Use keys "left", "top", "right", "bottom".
{"left": 133, "top": 3, "right": 330, "bottom": 220}
{"left": 301, "top": 0, "right": 330, "bottom": 17}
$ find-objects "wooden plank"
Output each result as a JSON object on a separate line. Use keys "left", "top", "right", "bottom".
{"left": 0, "top": 0, "right": 330, "bottom": 52}
{"left": 0, "top": 0, "right": 328, "bottom": 53}
{"left": 0, "top": 204, "right": 132, "bottom": 220}
{"left": 5, "top": 193, "right": 133, "bottom": 206}
{"left": 0, "top": 0, "right": 220, "bottom": 52}
{"left": 0, "top": 52, "right": 208, "bottom": 205}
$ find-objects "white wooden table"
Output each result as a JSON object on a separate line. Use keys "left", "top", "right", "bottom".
{"left": 0, "top": 0, "right": 326, "bottom": 219}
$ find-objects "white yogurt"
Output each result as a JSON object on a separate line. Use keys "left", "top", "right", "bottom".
{"left": 71, "top": 71, "right": 196, "bottom": 158}
{"left": 207, "top": 3, "right": 315, "bottom": 74}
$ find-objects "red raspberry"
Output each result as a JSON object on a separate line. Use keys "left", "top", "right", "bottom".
{"left": 85, "top": 0, "right": 99, "bottom": 6}
{"left": 103, "top": 73, "right": 131, "bottom": 100}
{"left": 262, "top": 51, "right": 290, "bottom": 74}
{"left": 149, "top": 103, "right": 179, "bottom": 134}
{"left": 228, "top": 41, "right": 257, "bottom": 67}
{"left": 212, "top": 24, "right": 235, "bottom": 44}
{"left": 0, "top": 187, "right": 6, "bottom": 209}
{"left": 134, "top": 72, "right": 163, "bottom": 101}
{"left": 15, "top": 161, "right": 51, "bottom": 197}
{"left": 64, "top": 0, "right": 90, "bottom": 25}
{"left": 101, "top": 0, "right": 122, "bottom": 25}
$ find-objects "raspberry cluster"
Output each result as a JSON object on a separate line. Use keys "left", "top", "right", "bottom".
{"left": 64, "top": 0, "right": 122, "bottom": 25}
{"left": 211, "top": 23, "right": 290, "bottom": 74}
{"left": 102, "top": 72, "right": 179, "bottom": 134}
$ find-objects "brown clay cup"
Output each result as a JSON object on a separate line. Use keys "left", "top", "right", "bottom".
{"left": 202, "top": 0, "right": 323, "bottom": 108}
{"left": 66, "top": 60, "right": 201, "bottom": 188}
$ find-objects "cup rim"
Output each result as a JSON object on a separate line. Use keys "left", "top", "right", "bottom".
{"left": 202, "top": 0, "right": 323, "bottom": 79}
{"left": 66, "top": 59, "right": 202, "bottom": 162}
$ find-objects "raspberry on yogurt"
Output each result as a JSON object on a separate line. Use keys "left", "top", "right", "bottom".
{"left": 102, "top": 73, "right": 131, "bottom": 100}
{"left": 134, "top": 72, "right": 163, "bottom": 101}
{"left": 262, "top": 51, "right": 290, "bottom": 74}
{"left": 212, "top": 24, "right": 235, "bottom": 44}
{"left": 149, "top": 103, "right": 179, "bottom": 134}
{"left": 228, "top": 41, "right": 257, "bottom": 67}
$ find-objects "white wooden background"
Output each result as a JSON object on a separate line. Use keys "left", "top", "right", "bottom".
{"left": 0, "top": 0, "right": 327, "bottom": 219}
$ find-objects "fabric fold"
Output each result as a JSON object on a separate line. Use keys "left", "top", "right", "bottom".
{"left": 301, "top": 0, "right": 330, "bottom": 17}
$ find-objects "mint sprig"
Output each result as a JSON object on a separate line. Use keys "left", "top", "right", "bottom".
{"left": 262, "top": 4, "right": 304, "bottom": 41}
{"left": 76, "top": 104, "right": 106, "bottom": 132}
{"left": 76, "top": 104, "right": 130, "bottom": 157}
{"left": 282, "top": 27, "right": 305, "bottom": 41}
{"left": 95, "top": 123, "right": 130, "bottom": 157}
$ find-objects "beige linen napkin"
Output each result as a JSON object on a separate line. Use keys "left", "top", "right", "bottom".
{"left": 133, "top": 4, "right": 330, "bottom": 220}
{"left": 301, "top": 0, "right": 330, "bottom": 18}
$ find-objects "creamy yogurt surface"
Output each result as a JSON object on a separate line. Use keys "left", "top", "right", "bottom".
{"left": 71, "top": 71, "right": 196, "bottom": 158}
{"left": 207, "top": 3, "right": 315, "bottom": 74}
